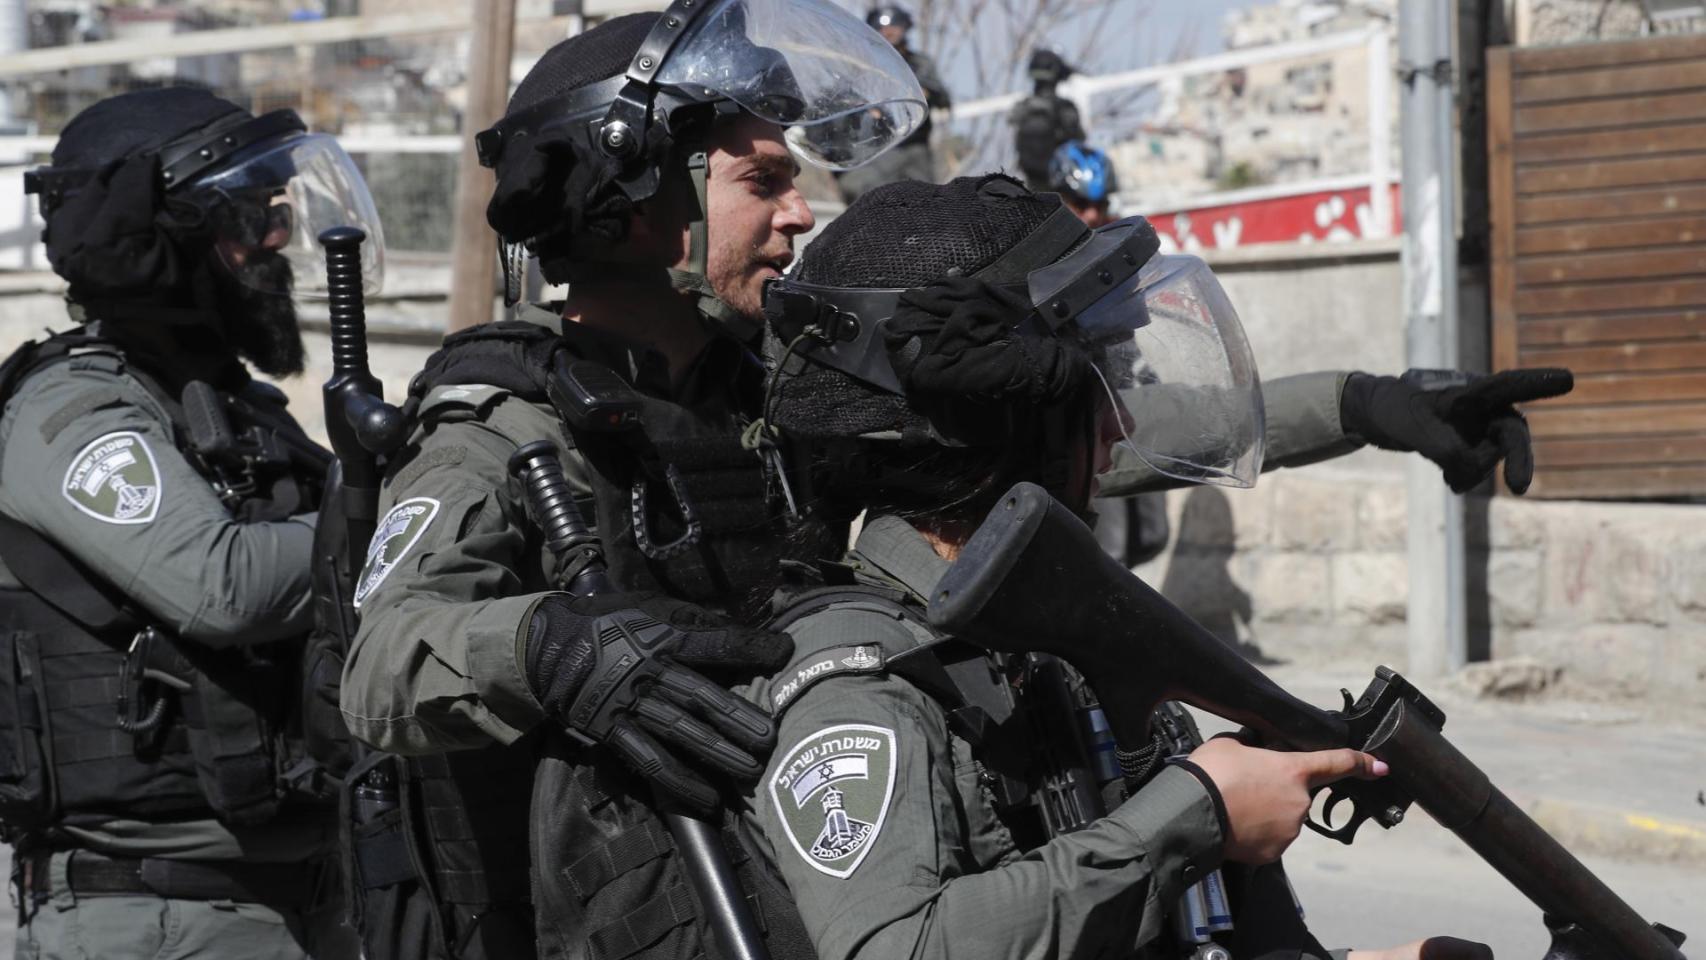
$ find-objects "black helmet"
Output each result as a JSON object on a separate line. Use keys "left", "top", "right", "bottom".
{"left": 866, "top": 4, "right": 913, "bottom": 30}
{"left": 1029, "top": 48, "right": 1073, "bottom": 84}
{"left": 763, "top": 175, "right": 1265, "bottom": 516}
{"left": 28, "top": 87, "right": 382, "bottom": 303}
{"left": 477, "top": 0, "right": 926, "bottom": 317}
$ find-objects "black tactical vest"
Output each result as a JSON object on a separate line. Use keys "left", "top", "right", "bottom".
{"left": 0, "top": 330, "right": 331, "bottom": 845}
{"left": 366, "top": 317, "right": 821, "bottom": 960}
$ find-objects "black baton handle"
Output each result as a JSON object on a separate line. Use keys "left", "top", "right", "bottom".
{"left": 508, "top": 440, "right": 771, "bottom": 960}
{"left": 318, "top": 226, "right": 404, "bottom": 552}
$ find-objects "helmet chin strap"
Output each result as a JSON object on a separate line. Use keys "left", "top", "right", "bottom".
{"left": 545, "top": 144, "right": 764, "bottom": 344}
{"left": 667, "top": 146, "right": 764, "bottom": 344}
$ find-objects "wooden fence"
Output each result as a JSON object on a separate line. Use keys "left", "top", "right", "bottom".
{"left": 1488, "top": 33, "right": 1706, "bottom": 499}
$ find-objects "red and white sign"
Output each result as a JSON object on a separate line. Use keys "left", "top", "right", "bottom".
{"left": 1144, "top": 182, "right": 1403, "bottom": 252}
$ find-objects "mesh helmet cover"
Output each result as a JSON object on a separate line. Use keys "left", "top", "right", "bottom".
{"left": 774, "top": 174, "right": 1065, "bottom": 440}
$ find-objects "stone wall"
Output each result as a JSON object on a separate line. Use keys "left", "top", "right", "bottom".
{"left": 1131, "top": 465, "right": 1706, "bottom": 701}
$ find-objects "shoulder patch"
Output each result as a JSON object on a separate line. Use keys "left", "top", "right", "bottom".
{"left": 770, "top": 723, "right": 897, "bottom": 879}
{"left": 354, "top": 497, "right": 441, "bottom": 608}
{"left": 61, "top": 431, "right": 162, "bottom": 524}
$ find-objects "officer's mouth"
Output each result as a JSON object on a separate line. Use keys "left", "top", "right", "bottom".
{"left": 754, "top": 251, "right": 793, "bottom": 282}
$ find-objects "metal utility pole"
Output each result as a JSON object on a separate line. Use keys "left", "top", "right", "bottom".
{"left": 447, "top": 0, "right": 518, "bottom": 331}
{"left": 1400, "top": 0, "right": 1466, "bottom": 677}
{"left": 0, "top": 0, "right": 25, "bottom": 129}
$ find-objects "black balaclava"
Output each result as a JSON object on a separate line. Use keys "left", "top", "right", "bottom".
{"left": 484, "top": 14, "right": 660, "bottom": 274}
{"left": 43, "top": 87, "right": 304, "bottom": 381}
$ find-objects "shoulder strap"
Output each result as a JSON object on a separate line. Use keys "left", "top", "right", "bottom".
{"left": 408, "top": 319, "right": 562, "bottom": 406}
{"left": 765, "top": 583, "right": 976, "bottom": 723}
{"left": 0, "top": 511, "right": 138, "bottom": 635}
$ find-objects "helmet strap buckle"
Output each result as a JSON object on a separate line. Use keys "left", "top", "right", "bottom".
{"left": 500, "top": 240, "right": 528, "bottom": 307}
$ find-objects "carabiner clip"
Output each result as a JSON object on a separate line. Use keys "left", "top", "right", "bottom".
{"left": 116, "top": 627, "right": 169, "bottom": 735}
{"left": 631, "top": 464, "right": 703, "bottom": 560}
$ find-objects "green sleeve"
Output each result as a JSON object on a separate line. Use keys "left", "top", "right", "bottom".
{"left": 341, "top": 408, "right": 577, "bottom": 754}
{"left": 0, "top": 362, "right": 314, "bottom": 645}
{"left": 751, "top": 611, "right": 1224, "bottom": 960}
{"left": 1099, "top": 371, "right": 1362, "bottom": 497}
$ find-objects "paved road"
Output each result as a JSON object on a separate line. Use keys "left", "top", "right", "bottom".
{"left": 1283, "top": 809, "right": 1702, "bottom": 955}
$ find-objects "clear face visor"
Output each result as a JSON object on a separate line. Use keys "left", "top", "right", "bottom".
{"left": 1080, "top": 251, "right": 1264, "bottom": 488}
{"left": 186, "top": 132, "right": 384, "bottom": 298}
{"left": 655, "top": 0, "right": 928, "bottom": 170}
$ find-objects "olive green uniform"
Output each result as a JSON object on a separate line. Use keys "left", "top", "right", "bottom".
{"left": 738, "top": 516, "right": 1226, "bottom": 960}
{"left": 0, "top": 345, "right": 346, "bottom": 960}
{"left": 338, "top": 377, "right": 570, "bottom": 755}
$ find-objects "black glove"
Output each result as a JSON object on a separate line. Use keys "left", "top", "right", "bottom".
{"left": 1338, "top": 368, "right": 1574, "bottom": 494}
{"left": 525, "top": 591, "right": 793, "bottom": 813}
{"left": 484, "top": 137, "right": 631, "bottom": 249}
{"left": 885, "top": 276, "right": 1091, "bottom": 404}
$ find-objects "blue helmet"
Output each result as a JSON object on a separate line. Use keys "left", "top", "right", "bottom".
{"left": 1048, "top": 141, "right": 1118, "bottom": 203}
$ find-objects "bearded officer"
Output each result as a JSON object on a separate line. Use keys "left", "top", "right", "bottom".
{"left": 0, "top": 88, "right": 379, "bottom": 960}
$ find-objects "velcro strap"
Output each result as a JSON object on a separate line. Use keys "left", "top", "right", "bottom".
{"left": 354, "top": 825, "right": 417, "bottom": 891}
{"left": 563, "top": 818, "right": 672, "bottom": 901}
{"left": 52, "top": 727, "right": 188, "bottom": 763}
{"left": 424, "top": 805, "right": 478, "bottom": 841}
{"left": 588, "top": 881, "right": 697, "bottom": 960}
{"left": 52, "top": 730, "right": 143, "bottom": 763}
{"left": 46, "top": 676, "right": 122, "bottom": 708}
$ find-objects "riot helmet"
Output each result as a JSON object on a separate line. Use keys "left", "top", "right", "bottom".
{"left": 1049, "top": 140, "right": 1119, "bottom": 226}
{"left": 478, "top": 1, "right": 927, "bottom": 324}
{"left": 866, "top": 4, "right": 912, "bottom": 45}
{"left": 28, "top": 87, "right": 383, "bottom": 302}
{"left": 1029, "top": 48, "right": 1074, "bottom": 86}
{"left": 867, "top": 4, "right": 913, "bottom": 30}
{"left": 762, "top": 175, "right": 1263, "bottom": 522}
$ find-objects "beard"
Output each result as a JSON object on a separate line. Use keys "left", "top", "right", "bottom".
{"left": 212, "top": 251, "right": 306, "bottom": 378}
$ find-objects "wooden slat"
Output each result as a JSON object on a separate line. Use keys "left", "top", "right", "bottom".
{"left": 1489, "top": 47, "right": 1520, "bottom": 376}
{"left": 1522, "top": 310, "right": 1706, "bottom": 346}
{"left": 1516, "top": 90, "right": 1706, "bottom": 134}
{"left": 1527, "top": 400, "right": 1706, "bottom": 437}
{"left": 1516, "top": 183, "right": 1706, "bottom": 224}
{"left": 1492, "top": 37, "right": 1706, "bottom": 498}
{"left": 1515, "top": 247, "right": 1706, "bottom": 286}
{"left": 1540, "top": 370, "right": 1706, "bottom": 406}
{"left": 1520, "top": 340, "right": 1706, "bottom": 374}
{"left": 1510, "top": 33, "right": 1706, "bottom": 74}
{"left": 1513, "top": 58, "right": 1706, "bottom": 105}
{"left": 1516, "top": 215, "right": 1706, "bottom": 255}
{"left": 1513, "top": 121, "right": 1706, "bottom": 164}
{"left": 1516, "top": 154, "right": 1706, "bottom": 195}
{"left": 1528, "top": 464, "right": 1706, "bottom": 499}
{"left": 1533, "top": 434, "right": 1706, "bottom": 467}
{"left": 1514, "top": 277, "right": 1706, "bottom": 315}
